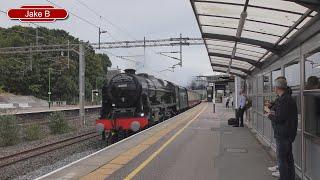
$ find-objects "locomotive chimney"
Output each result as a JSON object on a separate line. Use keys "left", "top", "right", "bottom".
{"left": 124, "top": 69, "right": 136, "bottom": 74}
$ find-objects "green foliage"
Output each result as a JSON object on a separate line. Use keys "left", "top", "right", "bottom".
{"left": 48, "top": 112, "right": 71, "bottom": 134}
{"left": 0, "top": 115, "right": 20, "bottom": 146}
{"left": 52, "top": 74, "right": 78, "bottom": 103}
{"left": 0, "top": 26, "right": 112, "bottom": 103}
{"left": 0, "top": 85, "right": 5, "bottom": 94}
{"left": 25, "top": 124, "right": 43, "bottom": 141}
{"left": 29, "top": 84, "right": 42, "bottom": 95}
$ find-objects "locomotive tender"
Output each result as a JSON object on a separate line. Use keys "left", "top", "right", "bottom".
{"left": 96, "top": 69, "right": 201, "bottom": 140}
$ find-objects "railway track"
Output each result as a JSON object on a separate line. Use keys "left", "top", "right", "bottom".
{"left": 0, "top": 131, "right": 99, "bottom": 168}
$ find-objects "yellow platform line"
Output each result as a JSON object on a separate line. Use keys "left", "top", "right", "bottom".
{"left": 124, "top": 104, "right": 207, "bottom": 180}
{"left": 80, "top": 104, "right": 205, "bottom": 180}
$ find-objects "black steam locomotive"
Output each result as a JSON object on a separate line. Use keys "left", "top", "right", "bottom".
{"left": 96, "top": 69, "right": 201, "bottom": 140}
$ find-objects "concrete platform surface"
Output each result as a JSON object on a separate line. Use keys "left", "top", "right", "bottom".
{"left": 37, "top": 103, "right": 277, "bottom": 180}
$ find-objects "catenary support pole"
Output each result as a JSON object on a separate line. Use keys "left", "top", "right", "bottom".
{"left": 144, "top": 36, "right": 146, "bottom": 68}
{"left": 98, "top": 28, "right": 101, "bottom": 49}
{"left": 79, "top": 43, "right": 86, "bottom": 125}
{"left": 48, "top": 67, "right": 51, "bottom": 109}
{"left": 180, "top": 33, "right": 182, "bottom": 67}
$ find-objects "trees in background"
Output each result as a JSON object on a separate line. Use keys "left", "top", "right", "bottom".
{"left": 0, "top": 26, "right": 112, "bottom": 104}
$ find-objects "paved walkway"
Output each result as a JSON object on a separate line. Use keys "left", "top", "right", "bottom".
{"left": 40, "top": 102, "right": 277, "bottom": 180}
{"left": 107, "top": 103, "right": 276, "bottom": 180}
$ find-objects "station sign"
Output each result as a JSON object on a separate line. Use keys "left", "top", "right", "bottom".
{"left": 7, "top": 5, "right": 68, "bottom": 22}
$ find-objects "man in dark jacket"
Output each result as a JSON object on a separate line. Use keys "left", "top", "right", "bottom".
{"left": 266, "top": 77, "right": 293, "bottom": 177}
{"left": 267, "top": 78, "right": 298, "bottom": 180}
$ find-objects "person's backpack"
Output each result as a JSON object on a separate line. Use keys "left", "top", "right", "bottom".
{"left": 228, "top": 118, "right": 237, "bottom": 125}
{"left": 245, "top": 98, "right": 252, "bottom": 109}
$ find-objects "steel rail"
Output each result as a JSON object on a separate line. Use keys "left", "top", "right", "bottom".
{"left": 0, "top": 131, "right": 98, "bottom": 168}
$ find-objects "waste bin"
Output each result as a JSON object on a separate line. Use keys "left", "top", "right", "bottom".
{"left": 234, "top": 108, "right": 238, "bottom": 119}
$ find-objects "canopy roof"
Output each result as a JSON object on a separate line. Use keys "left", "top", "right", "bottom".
{"left": 190, "top": 0, "right": 320, "bottom": 77}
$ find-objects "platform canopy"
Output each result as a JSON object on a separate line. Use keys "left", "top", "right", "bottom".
{"left": 190, "top": 0, "right": 320, "bottom": 77}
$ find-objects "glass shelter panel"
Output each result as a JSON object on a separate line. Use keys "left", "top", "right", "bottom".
{"left": 235, "top": 51, "right": 260, "bottom": 61}
{"left": 263, "top": 115, "right": 272, "bottom": 141}
{"left": 195, "top": 2, "right": 243, "bottom": 18}
{"left": 237, "top": 43, "right": 267, "bottom": 54}
{"left": 305, "top": 51, "right": 320, "bottom": 90}
{"left": 258, "top": 96, "right": 263, "bottom": 113}
{"left": 263, "top": 74, "right": 271, "bottom": 93}
{"left": 285, "top": 59, "right": 300, "bottom": 88}
{"left": 199, "top": 16, "right": 238, "bottom": 29}
{"left": 271, "top": 69, "right": 281, "bottom": 92}
{"left": 202, "top": 26, "right": 237, "bottom": 37}
{"left": 244, "top": 21, "right": 287, "bottom": 37}
{"left": 293, "top": 130, "right": 302, "bottom": 169}
{"left": 292, "top": 92, "right": 302, "bottom": 168}
{"left": 205, "top": 39, "right": 235, "bottom": 48}
{"left": 292, "top": 93, "right": 302, "bottom": 128}
{"left": 208, "top": 48, "right": 232, "bottom": 56}
{"left": 236, "top": 48, "right": 265, "bottom": 58}
{"left": 257, "top": 76, "right": 263, "bottom": 94}
{"left": 304, "top": 49, "right": 320, "bottom": 139}
{"left": 246, "top": 7, "right": 303, "bottom": 29}
{"left": 305, "top": 138, "right": 320, "bottom": 180}
{"left": 241, "top": 31, "right": 279, "bottom": 44}
{"left": 249, "top": 0, "right": 308, "bottom": 13}
{"left": 207, "top": 44, "right": 233, "bottom": 52}
{"left": 211, "top": 59, "right": 229, "bottom": 66}
{"left": 304, "top": 92, "right": 320, "bottom": 137}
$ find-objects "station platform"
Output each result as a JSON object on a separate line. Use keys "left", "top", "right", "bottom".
{"left": 38, "top": 102, "right": 277, "bottom": 180}
{"left": 7, "top": 105, "right": 101, "bottom": 115}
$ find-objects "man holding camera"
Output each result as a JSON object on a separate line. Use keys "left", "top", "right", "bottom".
{"left": 267, "top": 77, "right": 298, "bottom": 180}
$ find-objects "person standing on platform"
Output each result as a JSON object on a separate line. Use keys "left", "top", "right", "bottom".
{"left": 267, "top": 77, "right": 298, "bottom": 180}
{"left": 234, "top": 89, "right": 246, "bottom": 127}
{"left": 266, "top": 76, "right": 290, "bottom": 178}
{"left": 226, "top": 96, "right": 230, "bottom": 108}
{"left": 230, "top": 92, "right": 234, "bottom": 107}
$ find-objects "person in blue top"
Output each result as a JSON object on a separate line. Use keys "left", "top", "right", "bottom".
{"left": 234, "top": 89, "right": 246, "bottom": 127}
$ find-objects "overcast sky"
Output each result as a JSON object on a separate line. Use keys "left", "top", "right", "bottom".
{"left": 0, "top": 0, "right": 215, "bottom": 86}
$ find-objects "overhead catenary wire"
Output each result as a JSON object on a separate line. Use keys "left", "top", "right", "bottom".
{"left": 2, "top": 2, "right": 176, "bottom": 74}
{"left": 56, "top": 1, "right": 177, "bottom": 73}
{"left": 74, "top": 0, "right": 178, "bottom": 72}
{"left": 45, "top": 0, "right": 99, "bottom": 29}
{"left": 71, "top": 1, "right": 146, "bottom": 63}
{"left": 46, "top": 0, "right": 124, "bottom": 43}
{"left": 45, "top": 0, "right": 142, "bottom": 66}
{"left": 76, "top": 0, "right": 138, "bottom": 41}
{"left": 99, "top": 49, "right": 136, "bottom": 63}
